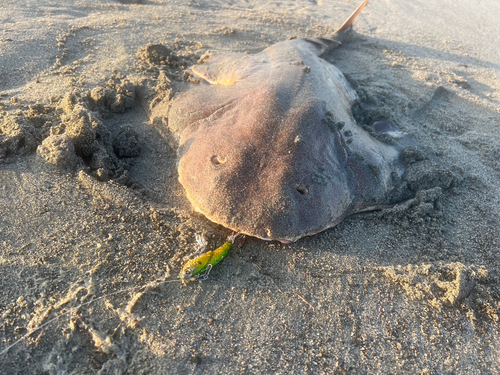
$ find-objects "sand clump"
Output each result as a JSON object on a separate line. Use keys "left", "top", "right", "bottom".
{"left": 63, "top": 104, "right": 100, "bottom": 156}
{"left": 37, "top": 134, "right": 79, "bottom": 170}
{"left": 0, "top": 112, "right": 39, "bottom": 157}
{"left": 379, "top": 262, "right": 499, "bottom": 320}
{"left": 2, "top": 74, "right": 143, "bottom": 184}
{"left": 0, "top": 104, "right": 53, "bottom": 159}
{"left": 136, "top": 44, "right": 179, "bottom": 67}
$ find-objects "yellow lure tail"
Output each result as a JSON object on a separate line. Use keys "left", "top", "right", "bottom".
{"left": 181, "top": 233, "right": 238, "bottom": 279}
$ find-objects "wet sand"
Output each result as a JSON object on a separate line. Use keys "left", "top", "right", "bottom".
{"left": 1, "top": 0, "right": 500, "bottom": 373}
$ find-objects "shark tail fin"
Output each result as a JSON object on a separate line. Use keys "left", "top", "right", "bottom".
{"left": 305, "top": 0, "right": 370, "bottom": 56}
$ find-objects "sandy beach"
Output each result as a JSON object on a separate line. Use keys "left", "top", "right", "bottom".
{"left": 1, "top": 0, "right": 500, "bottom": 373}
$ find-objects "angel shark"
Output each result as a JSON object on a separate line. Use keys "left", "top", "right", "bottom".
{"left": 163, "top": 0, "right": 411, "bottom": 242}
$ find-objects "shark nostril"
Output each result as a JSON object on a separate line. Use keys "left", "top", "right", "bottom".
{"left": 296, "top": 185, "right": 309, "bottom": 195}
{"left": 210, "top": 155, "right": 227, "bottom": 165}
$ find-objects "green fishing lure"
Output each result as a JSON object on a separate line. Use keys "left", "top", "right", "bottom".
{"left": 181, "top": 233, "right": 238, "bottom": 279}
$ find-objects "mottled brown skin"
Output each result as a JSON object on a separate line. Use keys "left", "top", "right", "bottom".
{"left": 164, "top": 0, "right": 407, "bottom": 242}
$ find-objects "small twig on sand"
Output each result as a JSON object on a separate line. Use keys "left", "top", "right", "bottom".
{"left": 293, "top": 292, "right": 315, "bottom": 312}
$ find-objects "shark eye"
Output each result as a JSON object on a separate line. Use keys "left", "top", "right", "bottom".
{"left": 296, "top": 185, "right": 309, "bottom": 195}
{"left": 210, "top": 155, "right": 227, "bottom": 165}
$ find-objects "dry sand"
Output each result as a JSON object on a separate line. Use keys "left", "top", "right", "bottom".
{"left": 1, "top": 0, "right": 500, "bottom": 373}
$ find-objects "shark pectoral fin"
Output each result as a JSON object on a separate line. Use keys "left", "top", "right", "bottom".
{"left": 191, "top": 52, "right": 266, "bottom": 86}
{"left": 190, "top": 53, "right": 243, "bottom": 85}
{"left": 191, "top": 64, "right": 239, "bottom": 85}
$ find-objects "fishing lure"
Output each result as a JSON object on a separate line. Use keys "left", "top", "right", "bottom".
{"left": 181, "top": 233, "right": 239, "bottom": 279}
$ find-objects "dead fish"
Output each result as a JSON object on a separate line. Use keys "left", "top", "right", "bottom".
{"left": 162, "top": 0, "right": 410, "bottom": 243}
